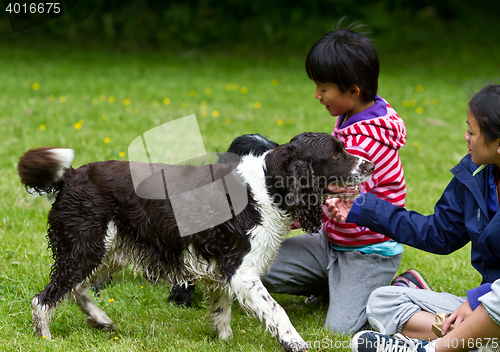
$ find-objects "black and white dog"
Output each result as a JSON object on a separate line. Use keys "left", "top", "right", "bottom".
{"left": 18, "top": 132, "right": 374, "bottom": 352}
{"left": 168, "top": 133, "right": 279, "bottom": 307}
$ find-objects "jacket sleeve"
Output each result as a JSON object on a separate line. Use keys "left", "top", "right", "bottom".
{"left": 347, "top": 177, "right": 471, "bottom": 254}
{"left": 467, "top": 283, "right": 492, "bottom": 310}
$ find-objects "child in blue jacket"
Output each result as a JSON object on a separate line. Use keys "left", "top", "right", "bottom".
{"left": 328, "top": 84, "right": 500, "bottom": 352}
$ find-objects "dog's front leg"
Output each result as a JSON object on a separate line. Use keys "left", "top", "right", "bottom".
{"left": 208, "top": 285, "right": 233, "bottom": 340}
{"left": 229, "top": 272, "right": 307, "bottom": 352}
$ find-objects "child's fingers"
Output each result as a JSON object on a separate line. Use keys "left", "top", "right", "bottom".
{"left": 441, "top": 311, "right": 457, "bottom": 335}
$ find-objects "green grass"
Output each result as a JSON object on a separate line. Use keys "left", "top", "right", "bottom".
{"left": 0, "top": 41, "right": 495, "bottom": 351}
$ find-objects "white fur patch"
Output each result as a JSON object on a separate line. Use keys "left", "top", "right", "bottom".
{"left": 49, "top": 148, "right": 74, "bottom": 179}
{"left": 236, "top": 154, "right": 293, "bottom": 276}
{"left": 32, "top": 296, "right": 56, "bottom": 339}
{"left": 352, "top": 155, "right": 373, "bottom": 183}
{"left": 104, "top": 221, "right": 117, "bottom": 251}
{"left": 181, "top": 244, "right": 221, "bottom": 283}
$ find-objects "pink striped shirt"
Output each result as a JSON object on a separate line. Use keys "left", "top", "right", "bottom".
{"left": 322, "top": 96, "right": 406, "bottom": 247}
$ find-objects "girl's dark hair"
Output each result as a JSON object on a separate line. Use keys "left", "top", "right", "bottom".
{"left": 305, "top": 22, "right": 379, "bottom": 103}
{"left": 469, "top": 84, "right": 500, "bottom": 142}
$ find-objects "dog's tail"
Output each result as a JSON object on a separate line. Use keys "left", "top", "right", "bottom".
{"left": 18, "top": 147, "right": 74, "bottom": 196}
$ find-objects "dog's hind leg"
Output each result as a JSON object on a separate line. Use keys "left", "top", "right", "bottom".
{"left": 208, "top": 285, "right": 233, "bottom": 340}
{"left": 31, "top": 295, "right": 56, "bottom": 339}
{"left": 74, "top": 287, "right": 115, "bottom": 331}
{"left": 74, "top": 222, "right": 132, "bottom": 332}
{"left": 229, "top": 272, "right": 307, "bottom": 352}
{"left": 32, "top": 257, "right": 94, "bottom": 339}
{"left": 32, "top": 220, "right": 119, "bottom": 339}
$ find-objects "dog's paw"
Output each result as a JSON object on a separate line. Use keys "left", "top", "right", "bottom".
{"left": 34, "top": 326, "right": 52, "bottom": 340}
{"left": 217, "top": 326, "right": 233, "bottom": 340}
{"left": 281, "top": 338, "right": 308, "bottom": 352}
{"left": 87, "top": 317, "right": 115, "bottom": 332}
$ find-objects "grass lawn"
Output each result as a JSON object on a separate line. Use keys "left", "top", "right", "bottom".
{"left": 0, "top": 41, "right": 496, "bottom": 351}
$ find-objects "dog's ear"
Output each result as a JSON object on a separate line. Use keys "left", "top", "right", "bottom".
{"left": 265, "top": 144, "right": 296, "bottom": 179}
{"left": 285, "top": 159, "right": 307, "bottom": 206}
{"left": 286, "top": 158, "right": 323, "bottom": 233}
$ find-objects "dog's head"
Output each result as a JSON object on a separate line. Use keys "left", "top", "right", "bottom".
{"left": 265, "top": 132, "right": 374, "bottom": 232}
{"left": 217, "top": 133, "right": 278, "bottom": 164}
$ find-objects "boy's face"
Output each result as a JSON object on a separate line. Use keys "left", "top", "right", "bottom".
{"left": 314, "top": 82, "right": 356, "bottom": 118}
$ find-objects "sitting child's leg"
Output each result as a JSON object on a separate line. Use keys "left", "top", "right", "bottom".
{"left": 352, "top": 304, "right": 500, "bottom": 352}
{"left": 366, "top": 286, "right": 465, "bottom": 338}
{"left": 324, "top": 250, "right": 401, "bottom": 334}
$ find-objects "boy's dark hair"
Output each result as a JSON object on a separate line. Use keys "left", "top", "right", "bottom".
{"left": 306, "top": 22, "right": 379, "bottom": 103}
{"left": 469, "top": 84, "right": 500, "bottom": 142}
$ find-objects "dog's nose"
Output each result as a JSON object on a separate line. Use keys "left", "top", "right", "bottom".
{"left": 362, "top": 161, "right": 375, "bottom": 175}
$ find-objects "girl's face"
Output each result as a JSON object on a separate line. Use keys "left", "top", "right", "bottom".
{"left": 464, "top": 109, "right": 500, "bottom": 166}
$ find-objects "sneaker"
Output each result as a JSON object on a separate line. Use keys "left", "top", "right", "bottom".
{"left": 391, "top": 269, "right": 432, "bottom": 290}
{"left": 479, "top": 342, "right": 500, "bottom": 352}
{"left": 351, "top": 331, "right": 431, "bottom": 352}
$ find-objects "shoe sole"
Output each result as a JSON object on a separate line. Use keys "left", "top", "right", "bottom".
{"left": 406, "top": 269, "right": 432, "bottom": 290}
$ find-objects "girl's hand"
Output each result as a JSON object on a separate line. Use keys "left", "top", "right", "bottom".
{"left": 442, "top": 299, "right": 473, "bottom": 335}
{"left": 325, "top": 198, "right": 354, "bottom": 222}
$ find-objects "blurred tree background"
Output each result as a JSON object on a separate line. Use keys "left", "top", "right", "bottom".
{"left": 0, "top": 0, "right": 499, "bottom": 58}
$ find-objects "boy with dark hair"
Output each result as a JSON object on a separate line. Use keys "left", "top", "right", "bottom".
{"left": 260, "top": 24, "right": 412, "bottom": 334}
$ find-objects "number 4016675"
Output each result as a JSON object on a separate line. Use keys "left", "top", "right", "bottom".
{"left": 5, "top": 3, "right": 61, "bottom": 14}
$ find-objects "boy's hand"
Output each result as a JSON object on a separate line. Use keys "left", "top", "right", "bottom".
{"left": 325, "top": 198, "right": 354, "bottom": 222}
{"left": 442, "top": 299, "right": 473, "bottom": 335}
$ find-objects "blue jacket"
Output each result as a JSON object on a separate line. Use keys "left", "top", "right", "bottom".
{"left": 347, "top": 154, "right": 500, "bottom": 285}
